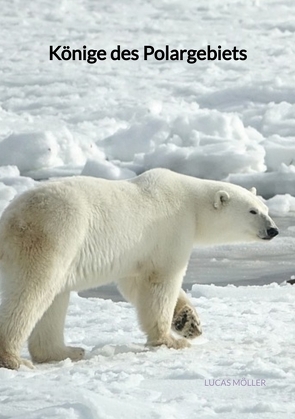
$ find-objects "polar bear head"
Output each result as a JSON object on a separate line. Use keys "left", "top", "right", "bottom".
{"left": 197, "top": 182, "right": 279, "bottom": 245}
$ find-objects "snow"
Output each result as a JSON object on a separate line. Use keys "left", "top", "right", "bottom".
{"left": 1, "top": 287, "right": 295, "bottom": 419}
{"left": 1, "top": 0, "right": 295, "bottom": 196}
{"left": 1, "top": 0, "right": 295, "bottom": 417}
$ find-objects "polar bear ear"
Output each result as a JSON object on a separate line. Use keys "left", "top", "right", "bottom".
{"left": 249, "top": 187, "right": 257, "bottom": 195}
{"left": 214, "top": 190, "right": 230, "bottom": 209}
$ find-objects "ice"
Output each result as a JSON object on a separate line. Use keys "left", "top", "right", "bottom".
{"left": 1, "top": 290, "right": 295, "bottom": 418}
{"left": 81, "top": 158, "right": 136, "bottom": 180}
{"left": 0, "top": 130, "right": 103, "bottom": 179}
{"left": 266, "top": 194, "right": 295, "bottom": 216}
{"left": 227, "top": 164, "right": 295, "bottom": 199}
{"left": 0, "top": 132, "right": 63, "bottom": 173}
{"left": 1, "top": 0, "right": 295, "bottom": 196}
{"left": 99, "top": 116, "right": 168, "bottom": 162}
{"left": 190, "top": 282, "right": 292, "bottom": 301}
{"left": 0, "top": 166, "right": 36, "bottom": 213}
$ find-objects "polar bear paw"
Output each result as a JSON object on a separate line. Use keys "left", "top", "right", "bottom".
{"left": 0, "top": 349, "right": 35, "bottom": 370}
{"left": 65, "top": 346, "right": 85, "bottom": 361}
{"left": 172, "top": 305, "right": 202, "bottom": 339}
{"left": 149, "top": 335, "right": 191, "bottom": 350}
{"left": 31, "top": 346, "right": 85, "bottom": 364}
{"left": 0, "top": 351, "right": 21, "bottom": 370}
{"left": 20, "top": 358, "right": 35, "bottom": 369}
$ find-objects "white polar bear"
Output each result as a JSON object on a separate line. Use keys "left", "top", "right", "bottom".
{"left": 0, "top": 168, "right": 278, "bottom": 369}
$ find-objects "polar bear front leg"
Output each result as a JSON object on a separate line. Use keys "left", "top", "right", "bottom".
{"left": 28, "top": 291, "right": 85, "bottom": 364}
{"left": 172, "top": 289, "right": 202, "bottom": 339}
{"left": 136, "top": 272, "right": 191, "bottom": 350}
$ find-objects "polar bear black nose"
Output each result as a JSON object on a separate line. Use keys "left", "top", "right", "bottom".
{"left": 267, "top": 227, "right": 279, "bottom": 238}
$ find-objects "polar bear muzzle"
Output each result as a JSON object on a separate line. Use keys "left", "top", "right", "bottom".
{"left": 263, "top": 227, "right": 279, "bottom": 240}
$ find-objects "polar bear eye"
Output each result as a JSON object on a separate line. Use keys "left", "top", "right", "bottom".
{"left": 249, "top": 209, "right": 258, "bottom": 215}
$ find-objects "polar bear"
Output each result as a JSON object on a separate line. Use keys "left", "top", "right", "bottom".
{"left": 0, "top": 169, "right": 278, "bottom": 369}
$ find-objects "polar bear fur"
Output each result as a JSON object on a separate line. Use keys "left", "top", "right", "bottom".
{"left": 0, "top": 168, "right": 278, "bottom": 369}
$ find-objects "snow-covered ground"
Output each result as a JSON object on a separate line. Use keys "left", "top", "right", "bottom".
{"left": 1, "top": 0, "right": 295, "bottom": 417}
{"left": 1, "top": 286, "right": 295, "bottom": 419}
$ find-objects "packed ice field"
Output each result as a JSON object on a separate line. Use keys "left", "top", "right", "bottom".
{"left": 1, "top": 0, "right": 295, "bottom": 418}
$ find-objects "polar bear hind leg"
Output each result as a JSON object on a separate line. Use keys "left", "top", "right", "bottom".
{"left": 28, "top": 291, "right": 85, "bottom": 364}
{"left": 0, "top": 261, "right": 64, "bottom": 370}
